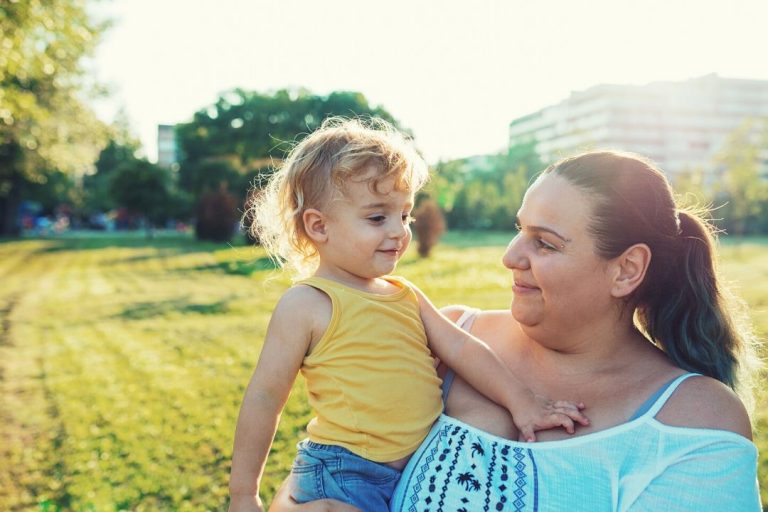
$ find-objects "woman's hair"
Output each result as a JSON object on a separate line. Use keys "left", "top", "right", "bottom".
{"left": 246, "top": 116, "right": 428, "bottom": 277}
{"left": 543, "top": 150, "right": 760, "bottom": 408}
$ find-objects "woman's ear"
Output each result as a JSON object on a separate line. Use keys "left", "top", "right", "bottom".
{"left": 611, "top": 243, "right": 651, "bottom": 298}
{"left": 303, "top": 208, "right": 327, "bottom": 243}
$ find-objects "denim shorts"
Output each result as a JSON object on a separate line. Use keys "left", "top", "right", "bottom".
{"left": 290, "top": 439, "right": 402, "bottom": 511}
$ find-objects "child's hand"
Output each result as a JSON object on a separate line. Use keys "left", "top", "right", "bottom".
{"left": 512, "top": 394, "right": 589, "bottom": 442}
{"left": 228, "top": 493, "right": 265, "bottom": 512}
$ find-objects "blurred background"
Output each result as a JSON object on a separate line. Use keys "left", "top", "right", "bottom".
{"left": 1, "top": 0, "right": 766, "bottom": 510}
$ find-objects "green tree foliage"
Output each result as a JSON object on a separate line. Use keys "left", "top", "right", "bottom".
{"left": 83, "top": 127, "right": 142, "bottom": 215}
{"left": 712, "top": 119, "right": 768, "bottom": 236}
{"left": 176, "top": 89, "right": 400, "bottom": 175}
{"left": 110, "top": 160, "right": 173, "bottom": 237}
{"left": 435, "top": 141, "right": 543, "bottom": 230}
{"left": 20, "top": 169, "right": 80, "bottom": 216}
{"left": 0, "top": 0, "right": 109, "bottom": 235}
{"left": 176, "top": 89, "right": 401, "bottom": 241}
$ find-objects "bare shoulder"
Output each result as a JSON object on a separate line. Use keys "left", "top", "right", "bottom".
{"left": 277, "top": 283, "right": 331, "bottom": 311}
{"left": 273, "top": 284, "right": 332, "bottom": 334}
{"left": 472, "top": 309, "right": 518, "bottom": 335}
{"left": 655, "top": 375, "right": 752, "bottom": 440}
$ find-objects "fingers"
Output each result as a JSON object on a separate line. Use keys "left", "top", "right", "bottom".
{"left": 520, "top": 426, "right": 536, "bottom": 443}
{"left": 555, "top": 415, "right": 575, "bottom": 434}
{"left": 553, "top": 400, "right": 585, "bottom": 410}
{"left": 551, "top": 401, "right": 590, "bottom": 426}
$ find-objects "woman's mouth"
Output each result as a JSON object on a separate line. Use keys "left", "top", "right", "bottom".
{"left": 513, "top": 280, "right": 539, "bottom": 293}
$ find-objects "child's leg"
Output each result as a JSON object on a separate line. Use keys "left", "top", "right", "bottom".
{"left": 290, "top": 440, "right": 401, "bottom": 511}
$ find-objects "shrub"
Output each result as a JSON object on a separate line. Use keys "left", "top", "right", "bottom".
{"left": 413, "top": 199, "right": 446, "bottom": 257}
{"left": 195, "top": 186, "right": 239, "bottom": 242}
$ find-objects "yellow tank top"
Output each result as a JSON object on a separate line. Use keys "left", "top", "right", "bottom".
{"left": 298, "top": 276, "right": 443, "bottom": 462}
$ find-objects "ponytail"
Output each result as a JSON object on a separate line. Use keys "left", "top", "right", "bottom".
{"left": 639, "top": 211, "right": 739, "bottom": 386}
{"left": 546, "top": 151, "right": 760, "bottom": 413}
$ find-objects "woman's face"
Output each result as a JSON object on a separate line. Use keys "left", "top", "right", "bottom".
{"left": 502, "top": 173, "right": 615, "bottom": 338}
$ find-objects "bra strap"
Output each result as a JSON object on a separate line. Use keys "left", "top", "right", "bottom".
{"left": 440, "top": 307, "right": 481, "bottom": 406}
{"left": 641, "top": 372, "right": 700, "bottom": 418}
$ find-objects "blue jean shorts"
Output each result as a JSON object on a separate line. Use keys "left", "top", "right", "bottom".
{"left": 290, "top": 439, "right": 402, "bottom": 511}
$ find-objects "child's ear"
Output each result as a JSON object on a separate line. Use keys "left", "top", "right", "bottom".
{"left": 303, "top": 208, "right": 327, "bottom": 243}
{"left": 610, "top": 243, "right": 651, "bottom": 298}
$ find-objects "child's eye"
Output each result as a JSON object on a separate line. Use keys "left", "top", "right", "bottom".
{"left": 402, "top": 213, "right": 414, "bottom": 224}
{"left": 368, "top": 215, "right": 386, "bottom": 223}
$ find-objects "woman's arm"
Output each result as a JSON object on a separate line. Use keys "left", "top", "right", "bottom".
{"left": 267, "top": 477, "right": 361, "bottom": 512}
{"left": 629, "top": 375, "right": 760, "bottom": 510}
{"left": 628, "top": 437, "right": 760, "bottom": 511}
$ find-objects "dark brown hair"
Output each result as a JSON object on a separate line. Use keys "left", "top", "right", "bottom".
{"left": 543, "top": 151, "right": 757, "bottom": 395}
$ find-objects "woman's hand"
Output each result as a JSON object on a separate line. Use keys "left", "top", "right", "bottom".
{"left": 267, "top": 478, "right": 361, "bottom": 512}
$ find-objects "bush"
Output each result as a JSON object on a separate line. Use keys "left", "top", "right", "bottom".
{"left": 413, "top": 199, "right": 446, "bottom": 257}
{"left": 195, "top": 187, "right": 239, "bottom": 242}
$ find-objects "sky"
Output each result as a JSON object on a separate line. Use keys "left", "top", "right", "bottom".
{"left": 89, "top": 0, "right": 768, "bottom": 164}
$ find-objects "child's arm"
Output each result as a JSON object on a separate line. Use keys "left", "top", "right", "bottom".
{"left": 411, "top": 287, "right": 589, "bottom": 442}
{"left": 229, "top": 287, "right": 322, "bottom": 512}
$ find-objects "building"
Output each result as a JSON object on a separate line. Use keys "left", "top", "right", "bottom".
{"left": 157, "top": 124, "right": 178, "bottom": 168}
{"left": 508, "top": 74, "right": 768, "bottom": 179}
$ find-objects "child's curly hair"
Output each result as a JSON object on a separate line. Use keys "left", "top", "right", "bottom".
{"left": 246, "top": 117, "right": 429, "bottom": 278}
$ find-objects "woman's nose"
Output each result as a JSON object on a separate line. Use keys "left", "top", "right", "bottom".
{"left": 502, "top": 235, "right": 528, "bottom": 270}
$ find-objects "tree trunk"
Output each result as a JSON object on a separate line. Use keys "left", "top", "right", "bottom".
{"left": 0, "top": 171, "right": 23, "bottom": 237}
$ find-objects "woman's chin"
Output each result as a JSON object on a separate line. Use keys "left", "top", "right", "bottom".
{"left": 510, "top": 305, "right": 541, "bottom": 327}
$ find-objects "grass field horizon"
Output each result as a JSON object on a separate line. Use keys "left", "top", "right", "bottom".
{"left": 0, "top": 231, "right": 765, "bottom": 510}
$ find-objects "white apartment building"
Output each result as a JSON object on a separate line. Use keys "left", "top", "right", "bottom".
{"left": 157, "top": 124, "right": 178, "bottom": 168}
{"left": 508, "top": 74, "right": 768, "bottom": 178}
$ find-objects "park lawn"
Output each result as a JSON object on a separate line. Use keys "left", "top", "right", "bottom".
{"left": 0, "top": 232, "right": 765, "bottom": 511}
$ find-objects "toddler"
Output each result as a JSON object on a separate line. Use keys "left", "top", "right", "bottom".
{"left": 228, "top": 118, "right": 588, "bottom": 512}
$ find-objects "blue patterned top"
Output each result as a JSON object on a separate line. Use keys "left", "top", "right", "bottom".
{"left": 389, "top": 373, "right": 761, "bottom": 511}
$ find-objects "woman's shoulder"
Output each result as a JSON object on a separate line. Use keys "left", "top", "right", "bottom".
{"left": 655, "top": 374, "right": 753, "bottom": 440}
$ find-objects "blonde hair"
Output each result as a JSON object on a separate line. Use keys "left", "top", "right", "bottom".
{"left": 247, "top": 117, "right": 428, "bottom": 277}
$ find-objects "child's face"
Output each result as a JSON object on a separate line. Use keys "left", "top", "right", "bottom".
{"left": 316, "top": 171, "right": 414, "bottom": 284}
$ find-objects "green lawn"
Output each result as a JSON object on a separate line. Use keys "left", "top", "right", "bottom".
{"left": 0, "top": 232, "right": 765, "bottom": 510}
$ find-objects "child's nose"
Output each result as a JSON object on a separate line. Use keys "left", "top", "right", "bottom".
{"left": 390, "top": 219, "right": 407, "bottom": 238}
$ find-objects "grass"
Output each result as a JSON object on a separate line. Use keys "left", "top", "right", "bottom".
{"left": 0, "top": 232, "right": 765, "bottom": 510}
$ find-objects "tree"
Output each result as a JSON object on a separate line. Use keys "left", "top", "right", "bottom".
{"left": 110, "top": 160, "right": 172, "bottom": 238}
{"left": 175, "top": 88, "right": 403, "bottom": 240}
{"left": 436, "top": 140, "right": 543, "bottom": 230}
{"left": 0, "top": 0, "right": 109, "bottom": 235}
{"left": 713, "top": 119, "right": 768, "bottom": 236}
{"left": 176, "top": 89, "right": 401, "bottom": 185}
{"left": 83, "top": 124, "right": 142, "bottom": 215}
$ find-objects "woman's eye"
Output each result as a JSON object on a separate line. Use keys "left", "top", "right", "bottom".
{"left": 535, "top": 238, "right": 558, "bottom": 251}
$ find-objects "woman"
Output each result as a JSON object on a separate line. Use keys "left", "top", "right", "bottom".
{"left": 267, "top": 150, "right": 762, "bottom": 511}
